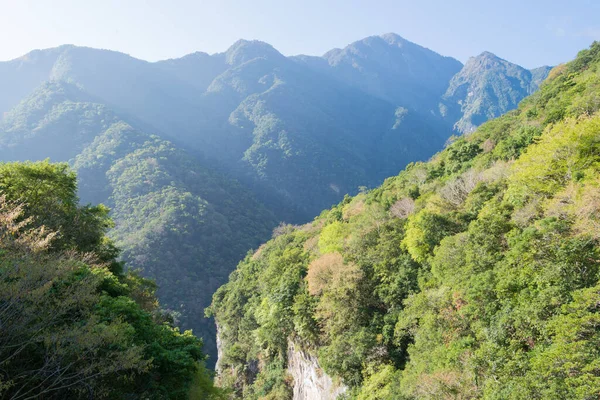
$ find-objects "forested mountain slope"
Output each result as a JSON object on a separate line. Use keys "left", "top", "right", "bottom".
{"left": 0, "top": 81, "right": 277, "bottom": 360}
{"left": 210, "top": 42, "right": 600, "bottom": 399}
{"left": 0, "top": 161, "right": 223, "bottom": 399}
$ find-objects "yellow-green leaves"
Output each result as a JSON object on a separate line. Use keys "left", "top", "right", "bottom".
{"left": 507, "top": 114, "right": 600, "bottom": 205}
{"left": 318, "top": 220, "right": 351, "bottom": 254}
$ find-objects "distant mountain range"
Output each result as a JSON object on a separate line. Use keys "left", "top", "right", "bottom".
{"left": 0, "top": 33, "right": 551, "bottom": 363}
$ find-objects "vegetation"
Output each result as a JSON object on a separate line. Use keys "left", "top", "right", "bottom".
{"left": 0, "top": 34, "right": 557, "bottom": 376}
{"left": 75, "top": 119, "right": 277, "bottom": 360}
{"left": 0, "top": 82, "right": 277, "bottom": 362}
{"left": 210, "top": 42, "right": 600, "bottom": 399}
{"left": 0, "top": 161, "right": 224, "bottom": 399}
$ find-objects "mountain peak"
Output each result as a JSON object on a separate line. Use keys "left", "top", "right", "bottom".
{"left": 321, "top": 32, "right": 462, "bottom": 108}
{"left": 164, "top": 51, "right": 211, "bottom": 62}
{"left": 9, "top": 45, "right": 74, "bottom": 64}
{"left": 464, "top": 51, "right": 517, "bottom": 71}
{"left": 477, "top": 50, "right": 498, "bottom": 58}
{"left": 444, "top": 50, "right": 548, "bottom": 133}
{"left": 224, "top": 39, "right": 284, "bottom": 66}
{"left": 379, "top": 32, "right": 409, "bottom": 45}
{"left": 469, "top": 51, "right": 505, "bottom": 64}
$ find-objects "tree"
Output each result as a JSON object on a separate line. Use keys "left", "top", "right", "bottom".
{"left": 0, "top": 162, "right": 215, "bottom": 399}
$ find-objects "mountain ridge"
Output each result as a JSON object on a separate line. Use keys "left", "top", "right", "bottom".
{"left": 0, "top": 32, "right": 553, "bottom": 366}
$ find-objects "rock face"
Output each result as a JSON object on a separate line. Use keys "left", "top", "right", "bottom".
{"left": 215, "top": 322, "right": 224, "bottom": 375}
{"left": 442, "top": 51, "right": 551, "bottom": 134}
{"left": 287, "top": 341, "right": 347, "bottom": 400}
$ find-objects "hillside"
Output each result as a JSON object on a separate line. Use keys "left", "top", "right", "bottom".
{"left": 0, "top": 161, "right": 222, "bottom": 399}
{"left": 210, "top": 42, "right": 600, "bottom": 399}
{"left": 0, "top": 81, "right": 277, "bottom": 360}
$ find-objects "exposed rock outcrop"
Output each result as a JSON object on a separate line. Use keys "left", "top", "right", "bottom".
{"left": 215, "top": 322, "right": 224, "bottom": 375}
{"left": 287, "top": 341, "right": 347, "bottom": 400}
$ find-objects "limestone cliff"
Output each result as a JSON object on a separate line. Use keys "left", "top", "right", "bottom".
{"left": 287, "top": 341, "right": 347, "bottom": 400}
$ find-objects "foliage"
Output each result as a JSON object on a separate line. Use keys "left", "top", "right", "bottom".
{"left": 211, "top": 42, "right": 600, "bottom": 399}
{"left": 0, "top": 161, "right": 221, "bottom": 399}
{"left": 0, "top": 37, "right": 552, "bottom": 371}
{"left": 0, "top": 82, "right": 278, "bottom": 363}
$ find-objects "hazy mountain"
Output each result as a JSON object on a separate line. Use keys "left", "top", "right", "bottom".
{"left": 197, "top": 39, "right": 454, "bottom": 219}
{"left": 531, "top": 64, "right": 553, "bottom": 87}
{"left": 0, "top": 80, "right": 276, "bottom": 360}
{"left": 318, "top": 33, "right": 463, "bottom": 111}
{"left": 155, "top": 51, "right": 228, "bottom": 91}
{"left": 0, "top": 36, "right": 546, "bottom": 219}
{"left": 0, "top": 33, "right": 551, "bottom": 364}
{"left": 0, "top": 46, "right": 68, "bottom": 117}
{"left": 442, "top": 51, "right": 551, "bottom": 133}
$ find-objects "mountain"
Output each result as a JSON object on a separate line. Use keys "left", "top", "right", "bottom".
{"left": 317, "top": 33, "right": 463, "bottom": 111}
{"left": 0, "top": 39, "right": 455, "bottom": 220}
{"left": 155, "top": 51, "right": 228, "bottom": 91}
{"left": 153, "top": 37, "right": 459, "bottom": 219}
{"left": 443, "top": 51, "right": 551, "bottom": 133}
{"left": 0, "top": 33, "right": 551, "bottom": 366}
{"left": 0, "top": 36, "right": 546, "bottom": 221}
{"left": 0, "top": 46, "right": 68, "bottom": 117}
{"left": 530, "top": 65, "right": 553, "bottom": 87}
{"left": 210, "top": 42, "right": 600, "bottom": 398}
{"left": 204, "top": 40, "right": 455, "bottom": 219}
{"left": 0, "top": 81, "right": 277, "bottom": 360}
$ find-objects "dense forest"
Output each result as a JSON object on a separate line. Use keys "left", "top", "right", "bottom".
{"left": 0, "top": 81, "right": 277, "bottom": 360}
{"left": 210, "top": 42, "right": 600, "bottom": 399}
{"left": 0, "top": 161, "right": 224, "bottom": 399}
{"left": 0, "top": 33, "right": 549, "bottom": 364}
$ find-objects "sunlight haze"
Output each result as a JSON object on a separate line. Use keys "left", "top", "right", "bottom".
{"left": 1, "top": 0, "right": 599, "bottom": 67}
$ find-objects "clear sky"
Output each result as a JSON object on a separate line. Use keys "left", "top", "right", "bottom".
{"left": 1, "top": 0, "right": 599, "bottom": 68}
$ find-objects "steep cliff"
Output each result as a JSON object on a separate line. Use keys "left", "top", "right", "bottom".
{"left": 287, "top": 342, "right": 347, "bottom": 400}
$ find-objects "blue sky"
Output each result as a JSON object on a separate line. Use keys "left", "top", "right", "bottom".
{"left": 1, "top": 0, "right": 598, "bottom": 68}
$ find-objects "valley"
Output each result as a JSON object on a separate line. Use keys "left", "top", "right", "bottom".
{"left": 0, "top": 33, "right": 551, "bottom": 365}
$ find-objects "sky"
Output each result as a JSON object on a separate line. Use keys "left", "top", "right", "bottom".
{"left": 0, "top": 0, "right": 599, "bottom": 68}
